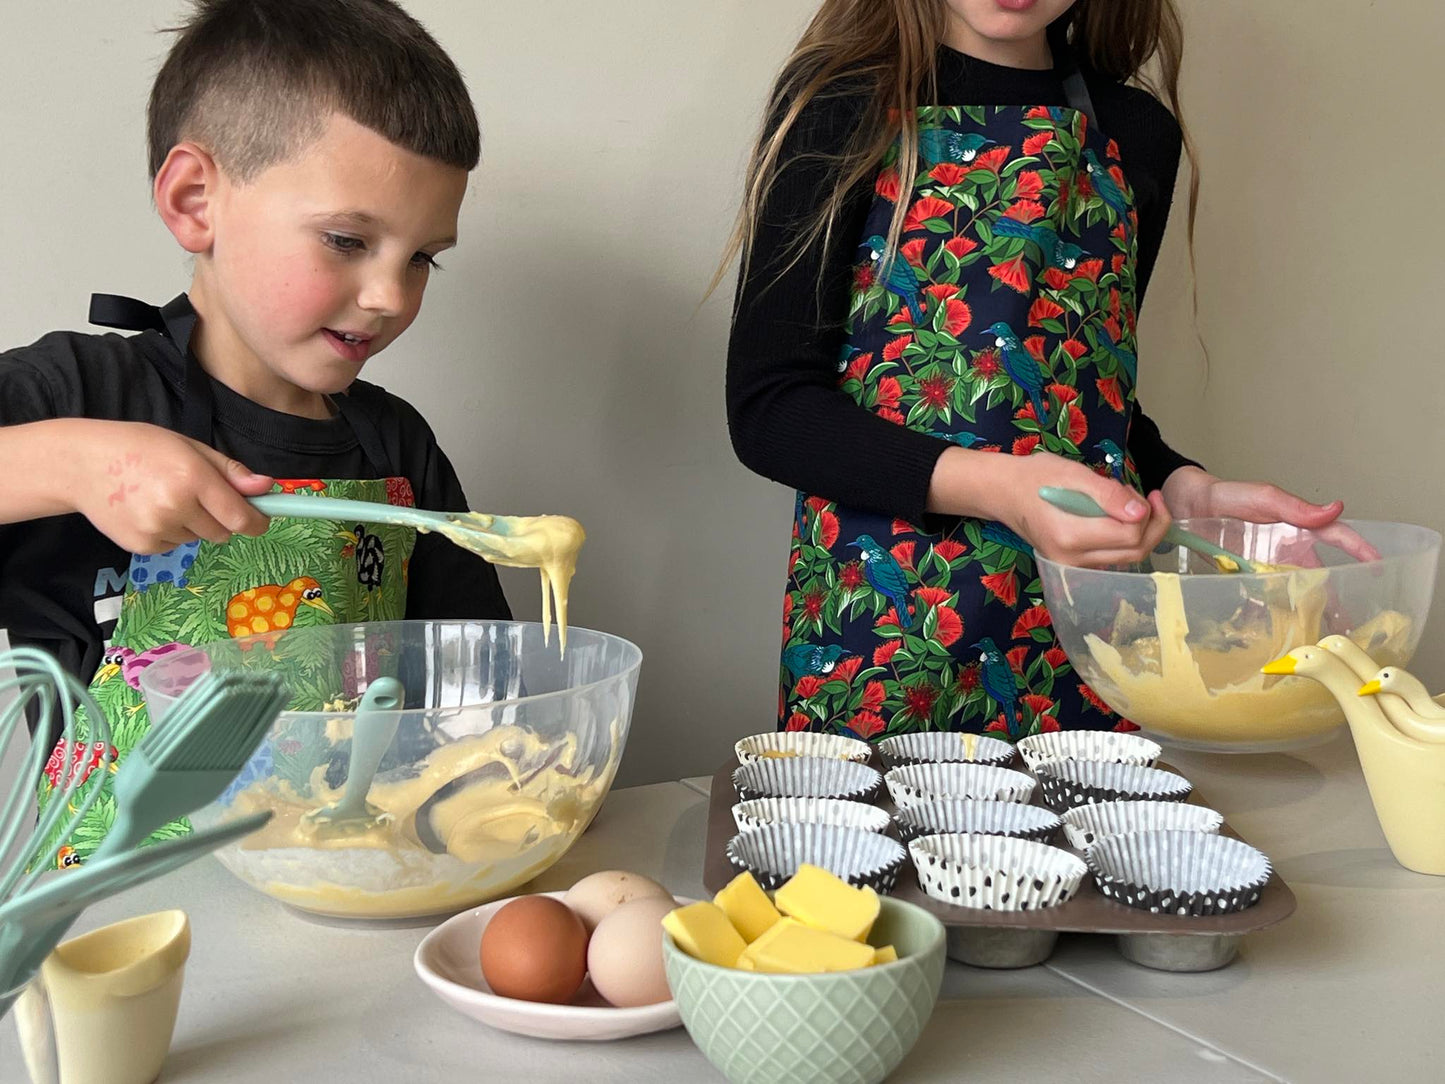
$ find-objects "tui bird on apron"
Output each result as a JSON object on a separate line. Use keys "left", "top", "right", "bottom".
{"left": 780, "top": 71, "right": 1143, "bottom": 743}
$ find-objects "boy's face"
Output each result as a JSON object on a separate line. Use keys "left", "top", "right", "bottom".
{"left": 192, "top": 112, "right": 468, "bottom": 411}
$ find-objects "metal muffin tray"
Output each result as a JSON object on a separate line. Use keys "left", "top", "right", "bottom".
{"left": 701, "top": 752, "right": 1296, "bottom": 973}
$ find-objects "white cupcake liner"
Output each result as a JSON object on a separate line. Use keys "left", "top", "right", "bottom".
{"left": 725, "top": 822, "right": 908, "bottom": 893}
{"left": 734, "top": 731, "right": 873, "bottom": 765}
{"left": 876, "top": 732, "right": 1016, "bottom": 771}
{"left": 885, "top": 762, "right": 1036, "bottom": 808}
{"left": 1034, "top": 760, "right": 1192, "bottom": 813}
{"left": 909, "top": 833, "right": 1088, "bottom": 911}
{"left": 1016, "top": 731, "right": 1162, "bottom": 773}
{"left": 1060, "top": 800, "right": 1224, "bottom": 850}
{"left": 891, "top": 799, "right": 1062, "bottom": 845}
{"left": 731, "top": 796, "right": 893, "bottom": 835}
{"left": 1086, "top": 829, "right": 1272, "bottom": 916}
{"left": 732, "top": 755, "right": 883, "bottom": 803}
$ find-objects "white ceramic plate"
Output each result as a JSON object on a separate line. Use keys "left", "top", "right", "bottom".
{"left": 413, "top": 890, "right": 691, "bottom": 1041}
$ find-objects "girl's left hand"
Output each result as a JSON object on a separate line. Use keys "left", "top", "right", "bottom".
{"left": 1161, "top": 466, "right": 1381, "bottom": 563}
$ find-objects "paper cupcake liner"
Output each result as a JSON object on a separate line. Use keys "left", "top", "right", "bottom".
{"left": 1086, "top": 829, "right": 1272, "bottom": 916}
{"left": 892, "top": 799, "right": 1062, "bottom": 845}
{"left": 1060, "top": 800, "right": 1224, "bottom": 851}
{"left": 885, "top": 762, "right": 1036, "bottom": 809}
{"left": 725, "top": 822, "right": 908, "bottom": 894}
{"left": 909, "top": 833, "right": 1088, "bottom": 911}
{"left": 731, "top": 796, "right": 892, "bottom": 836}
{"left": 1016, "top": 731, "right": 1162, "bottom": 773}
{"left": 1034, "top": 760, "right": 1192, "bottom": 813}
{"left": 876, "top": 732, "right": 1016, "bottom": 771}
{"left": 734, "top": 730, "right": 873, "bottom": 765}
{"left": 732, "top": 755, "right": 883, "bottom": 804}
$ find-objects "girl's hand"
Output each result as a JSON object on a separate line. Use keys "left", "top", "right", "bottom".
{"left": 1161, "top": 466, "right": 1380, "bottom": 562}
{"left": 70, "top": 420, "right": 274, "bottom": 553}
{"left": 1000, "top": 451, "right": 1172, "bottom": 568}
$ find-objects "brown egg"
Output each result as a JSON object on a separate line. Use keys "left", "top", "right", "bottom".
{"left": 479, "top": 895, "right": 589, "bottom": 1004}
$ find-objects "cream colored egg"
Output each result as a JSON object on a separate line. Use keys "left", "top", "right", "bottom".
{"left": 586, "top": 895, "right": 677, "bottom": 1008}
{"left": 563, "top": 870, "right": 672, "bottom": 933}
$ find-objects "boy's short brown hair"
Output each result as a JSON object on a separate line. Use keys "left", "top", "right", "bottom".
{"left": 147, "top": 0, "right": 480, "bottom": 180}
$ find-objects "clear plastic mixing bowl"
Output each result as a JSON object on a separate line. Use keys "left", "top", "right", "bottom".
{"left": 140, "top": 620, "right": 640, "bottom": 920}
{"left": 1037, "top": 520, "right": 1439, "bottom": 753}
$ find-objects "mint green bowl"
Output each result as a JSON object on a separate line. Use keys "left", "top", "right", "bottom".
{"left": 662, "top": 897, "right": 946, "bottom": 1084}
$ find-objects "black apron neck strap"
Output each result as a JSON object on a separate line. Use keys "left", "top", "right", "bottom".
{"left": 90, "top": 293, "right": 212, "bottom": 443}
{"left": 1060, "top": 66, "right": 1097, "bottom": 130}
{"left": 332, "top": 391, "right": 400, "bottom": 478}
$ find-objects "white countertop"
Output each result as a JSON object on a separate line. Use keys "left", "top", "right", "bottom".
{"left": 3, "top": 732, "right": 1439, "bottom": 1082}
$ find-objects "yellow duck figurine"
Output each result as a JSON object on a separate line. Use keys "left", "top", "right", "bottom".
{"left": 1263, "top": 645, "right": 1445, "bottom": 875}
{"left": 1359, "top": 665, "right": 1445, "bottom": 721}
{"left": 1312, "top": 636, "right": 1445, "bottom": 743}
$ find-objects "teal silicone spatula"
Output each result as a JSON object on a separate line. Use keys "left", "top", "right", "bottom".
{"left": 0, "top": 811, "right": 272, "bottom": 1019}
{"left": 301, "top": 677, "right": 404, "bottom": 838}
{"left": 1037, "top": 486, "right": 1268, "bottom": 573}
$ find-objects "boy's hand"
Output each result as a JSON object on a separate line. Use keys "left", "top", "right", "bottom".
{"left": 73, "top": 421, "right": 274, "bottom": 553}
{"left": 1002, "top": 451, "right": 1172, "bottom": 568}
{"left": 1162, "top": 466, "right": 1381, "bottom": 563}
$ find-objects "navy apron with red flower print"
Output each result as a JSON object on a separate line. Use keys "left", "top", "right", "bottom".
{"left": 780, "top": 88, "right": 1147, "bottom": 743}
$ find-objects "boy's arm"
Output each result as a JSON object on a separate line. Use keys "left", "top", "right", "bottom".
{"left": 0, "top": 418, "right": 274, "bottom": 551}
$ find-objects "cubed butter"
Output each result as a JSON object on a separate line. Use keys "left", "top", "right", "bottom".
{"left": 774, "top": 863, "right": 880, "bottom": 942}
{"left": 872, "top": 944, "right": 898, "bottom": 965}
{"left": 739, "top": 916, "right": 876, "bottom": 974}
{"left": 663, "top": 901, "right": 748, "bottom": 968}
{"left": 714, "top": 871, "right": 782, "bottom": 943}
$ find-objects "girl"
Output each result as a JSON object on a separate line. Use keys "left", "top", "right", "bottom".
{"left": 725, "top": 0, "right": 1352, "bottom": 739}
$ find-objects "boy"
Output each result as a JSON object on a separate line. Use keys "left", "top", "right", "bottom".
{"left": 0, "top": 0, "right": 509, "bottom": 858}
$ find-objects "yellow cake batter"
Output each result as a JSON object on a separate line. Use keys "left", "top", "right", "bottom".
{"left": 220, "top": 718, "right": 621, "bottom": 918}
{"left": 427, "top": 513, "right": 585, "bottom": 651}
{"left": 1080, "top": 571, "right": 1412, "bottom": 745}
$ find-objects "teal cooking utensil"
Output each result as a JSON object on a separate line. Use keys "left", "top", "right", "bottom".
{"left": 0, "top": 811, "right": 272, "bottom": 1019}
{"left": 0, "top": 648, "right": 115, "bottom": 906}
{"left": 247, "top": 492, "right": 584, "bottom": 648}
{"left": 8, "top": 666, "right": 288, "bottom": 1023}
{"left": 95, "top": 669, "right": 290, "bottom": 861}
{"left": 301, "top": 677, "right": 404, "bottom": 837}
{"left": 1037, "top": 486, "right": 1268, "bottom": 573}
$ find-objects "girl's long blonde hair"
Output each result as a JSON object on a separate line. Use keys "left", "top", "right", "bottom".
{"left": 716, "top": 0, "right": 1195, "bottom": 293}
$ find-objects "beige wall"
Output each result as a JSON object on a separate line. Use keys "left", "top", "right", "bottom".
{"left": 1, "top": 1, "right": 1439, "bottom": 786}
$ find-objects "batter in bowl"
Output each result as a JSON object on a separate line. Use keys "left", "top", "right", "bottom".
{"left": 1080, "top": 571, "right": 1412, "bottom": 745}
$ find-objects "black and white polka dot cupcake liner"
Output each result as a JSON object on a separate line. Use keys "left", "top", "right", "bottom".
{"left": 885, "top": 762, "right": 1037, "bottom": 808}
{"left": 908, "top": 833, "right": 1088, "bottom": 911}
{"left": 891, "top": 798, "right": 1062, "bottom": 845}
{"left": 1060, "top": 799, "right": 1223, "bottom": 850}
{"left": 725, "top": 822, "right": 907, "bottom": 894}
{"left": 1086, "top": 829, "right": 1272, "bottom": 916}
{"left": 1016, "top": 731, "right": 1162, "bottom": 773}
{"left": 1034, "top": 760, "right": 1192, "bottom": 813}
{"left": 732, "top": 755, "right": 883, "bottom": 804}
{"left": 876, "top": 732, "right": 1016, "bottom": 771}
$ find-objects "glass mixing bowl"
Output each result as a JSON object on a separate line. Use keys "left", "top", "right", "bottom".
{"left": 140, "top": 620, "right": 641, "bottom": 920}
{"left": 1037, "top": 520, "right": 1439, "bottom": 753}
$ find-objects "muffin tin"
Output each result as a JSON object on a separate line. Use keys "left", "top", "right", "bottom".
{"left": 705, "top": 740, "right": 1296, "bottom": 973}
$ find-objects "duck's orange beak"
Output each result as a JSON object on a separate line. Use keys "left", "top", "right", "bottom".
{"left": 1357, "top": 679, "right": 1383, "bottom": 697}
{"left": 1261, "top": 656, "right": 1297, "bottom": 676}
